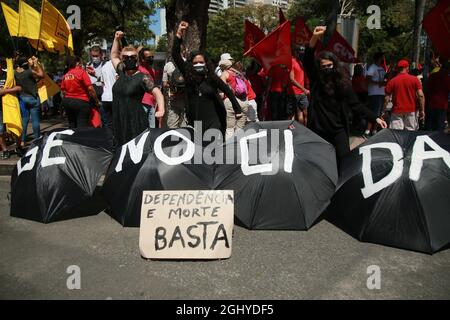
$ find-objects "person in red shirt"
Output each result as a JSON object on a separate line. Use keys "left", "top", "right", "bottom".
{"left": 61, "top": 56, "right": 100, "bottom": 128}
{"left": 383, "top": 59, "right": 425, "bottom": 131}
{"left": 426, "top": 61, "right": 450, "bottom": 131}
{"left": 267, "top": 65, "right": 290, "bottom": 121}
{"left": 288, "top": 52, "right": 309, "bottom": 125}
{"left": 246, "top": 60, "right": 266, "bottom": 119}
{"left": 138, "top": 48, "right": 164, "bottom": 128}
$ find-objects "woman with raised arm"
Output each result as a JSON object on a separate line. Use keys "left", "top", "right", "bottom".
{"left": 303, "top": 26, "right": 387, "bottom": 169}
{"left": 110, "top": 31, "right": 165, "bottom": 146}
{"left": 172, "top": 21, "right": 243, "bottom": 137}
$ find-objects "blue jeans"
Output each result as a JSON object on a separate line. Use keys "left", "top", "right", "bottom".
{"left": 20, "top": 95, "right": 41, "bottom": 142}
{"left": 143, "top": 105, "right": 156, "bottom": 129}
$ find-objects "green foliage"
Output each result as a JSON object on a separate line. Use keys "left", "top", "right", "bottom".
{"left": 287, "top": 0, "right": 417, "bottom": 63}
{"left": 156, "top": 33, "right": 168, "bottom": 52}
{"left": 0, "top": 0, "right": 157, "bottom": 57}
{"left": 206, "top": 4, "right": 279, "bottom": 62}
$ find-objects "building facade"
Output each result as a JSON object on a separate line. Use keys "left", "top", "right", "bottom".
{"left": 209, "top": 0, "right": 290, "bottom": 14}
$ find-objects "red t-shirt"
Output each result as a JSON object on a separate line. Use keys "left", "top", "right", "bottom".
{"left": 385, "top": 72, "right": 422, "bottom": 114}
{"left": 245, "top": 79, "right": 256, "bottom": 101}
{"left": 247, "top": 72, "right": 265, "bottom": 95}
{"left": 226, "top": 70, "right": 238, "bottom": 93}
{"left": 61, "top": 66, "right": 92, "bottom": 102}
{"left": 288, "top": 58, "right": 305, "bottom": 95}
{"left": 428, "top": 70, "right": 450, "bottom": 110}
{"left": 138, "top": 65, "right": 156, "bottom": 107}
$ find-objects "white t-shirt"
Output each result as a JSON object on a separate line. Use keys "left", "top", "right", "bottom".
{"left": 366, "top": 63, "right": 386, "bottom": 96}
{"left": 87, "top": 61, "right": 105, "bottom": 87}
{"left": 162, "top": 61, "right": 176, "bottom": 82}
{"left": 101, "top": 61, "right": 117, "bottom": 102}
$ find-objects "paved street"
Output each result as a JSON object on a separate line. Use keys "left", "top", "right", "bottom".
{"left": 1, "top": 174, "right": 449, "bottom": 300}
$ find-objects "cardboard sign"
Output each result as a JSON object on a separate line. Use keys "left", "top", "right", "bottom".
{"left": 139, "top": 190, "right": 234, "bottom": 260}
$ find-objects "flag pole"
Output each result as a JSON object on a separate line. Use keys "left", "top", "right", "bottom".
{"left": 35, "top": 0, "right": 45, "bottom": 57}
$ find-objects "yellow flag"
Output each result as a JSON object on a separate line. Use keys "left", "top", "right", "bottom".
{"left": 1, "top": 2, "right": 19, "bottom": 36}
{"left": 18, "top": 0, "right": 40, "bottom": 39}
{"left": 40, "top": 0, "right": 74, "bottom": 53}
{"left": 2, "top": 59, "right": 23, "bottom": 139}
{"left": 38, "top": 73, "right": 60, "bottom": 104}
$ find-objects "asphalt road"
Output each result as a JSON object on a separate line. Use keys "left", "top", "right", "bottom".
{"left": 1, "top": 177, "right": 449, "bottom": 300}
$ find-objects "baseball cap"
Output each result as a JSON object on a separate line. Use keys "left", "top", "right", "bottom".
{"left": 220, "top": 53, "right": 234, "bottom": 61}
{"left": 397, "top": 59, "right": 410, "bottom": 68}
{"left": 219, "top": 59, "right": 232, "bottom": 69}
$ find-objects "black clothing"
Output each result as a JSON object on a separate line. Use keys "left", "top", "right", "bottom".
{"left": 62, "top": 97, "right": 91, "bottom": 128}
{"left": 303, "top": 46, "right": 377, "bottom": 136}
{"left": 172, "top": 36, "right": 242, "bottom": 134}
{"left": 15, "top": 69, "right": 38, "bottom": 97}
{"left": 112, "top": 64, "right": 155, "bottom": 146}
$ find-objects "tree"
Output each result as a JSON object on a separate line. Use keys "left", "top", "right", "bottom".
{"left": 164, "top": 0, "right": 211, "bottom": 55}
{"left": 156, "top": 34, "right": 168, "bottom": 52}
{"left": 0, "top": 0, "right": 157, "bottom": 57}
{"left": 206, "top": 4, "right": 279, "bottom": 62}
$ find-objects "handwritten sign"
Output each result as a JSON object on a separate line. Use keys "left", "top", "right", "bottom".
{"left": 139, "top": 190, "right": 234, "bottom": 260}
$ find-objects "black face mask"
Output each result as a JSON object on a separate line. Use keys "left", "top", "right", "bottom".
{"left": 123, "top": 57, "right": 138, "bottom": 71}
{"left": 320, "top": 68, "right": 337, "bottom": 76}
{"left": 144, "top": 57, "right": 154, "bottom": 66}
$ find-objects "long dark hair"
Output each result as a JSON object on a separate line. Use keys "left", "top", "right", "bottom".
{"left": 316, "top": 50, "right": 350, "bottom": 96}
{"left": 64, "top": 55, "right": 82, "bottom": 73}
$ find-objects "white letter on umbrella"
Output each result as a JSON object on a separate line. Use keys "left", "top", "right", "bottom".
{"left": 115, "top": 132, "right": 150, "bottom": 173}
{"left": 154, "top": 130, "right": 195, "bottom": 166}
{"left": 360, "top": 143, "right": 404, "bottom": 199}
{"left": 17, "top": 146, "right": 39, "bottom": 176}
{"left": 41, "top": 130, "right": 75, "bottom": 168}
{"left": 409, "top": 135, "right": 450, "bottom": 182}
{"left": 240, "top": 131, "right": 273, "bottom": 176}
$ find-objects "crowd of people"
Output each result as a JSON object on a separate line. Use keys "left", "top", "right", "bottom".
{"left": 0, "top": 22, "right": 449, "bottom": 167}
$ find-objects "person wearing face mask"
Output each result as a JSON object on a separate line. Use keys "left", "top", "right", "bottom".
{"left": 61, "top": 56, "right": 101, "bottom": 128}
{"left": 172, "top": 21, "right": 243, "bottom": 137}
{"left": 138, "top": 48, "right": 164, "bottom": 128}
{"left": 86, "top": 46, "right": 106, "bottom": 98}
{"left": 304, "top": 26, "right": 387, "bottom": 170}
{"left": 110, "top": 31, "right": 165, "bottom": 146}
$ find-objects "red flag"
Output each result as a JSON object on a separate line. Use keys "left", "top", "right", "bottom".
{"left": 279, "top": 8, "right": 286, "bottom": 24}
{"left": 422, "top": 0, "right": 450, "bottom": 59}
{"left": 245, "top": 21, "right": 292, "bottom": 73}
{"left": 325, "top": 31, "right": 358, "bottom": 63}
{"left": 244, "top": 20, "right": 265, "bottom": 55}
{"left": 292, "top": 16, "right": 312, "bottom": 46}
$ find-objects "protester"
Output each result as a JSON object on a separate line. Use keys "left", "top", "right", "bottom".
{"left": 61, "top": 56, "right": 100, "bottom": 128}
{"left": 101, "top": 59, "right": 117, "bottom": 128}
{"left": 266, "top": 64, "right": 290, "bottom": 121}
{"left": 246, "top": 60, "right": 266, "bottom": 120}
{"left": 426, "top": 60, "right": 450, "bottom": 131}
{"left": 365, "top": 52, "right": 386, "bottom": 136}
{"left": 162, "top": 53, "right": 188, "bottom": 129}
{"left": 383, "top": 59, "right": 425, "bottom": 131}
{"left": 110, "top": 31, "right": 165, "bottom": 146}
{"left": 351, "top": 64, "right": 369, "bottom": 133}
{"left": 304, "top": 26, "right": 387, "bottom": 168}
{"left": 172, "top": 21, "right": 243, "bottom": 137}
{"left": 215, "top": 53, "right": 234, "bottom": 77}
{"left": 220, "top": 60, "right": 249, "bottom": 139}
{"left": 86, "top": 46, "right": 106, "bottom": 98}
{"left": 288, "top": 48, "right": 310, "bottom": 125}
{"left": 0, "top": 58, "right": 22, "bottom": 160}
{"left": 14, "top": 55, "right": 44, "bottom": 146}
{"left": 138, "top": 47, "right": 164, "bottom": 128}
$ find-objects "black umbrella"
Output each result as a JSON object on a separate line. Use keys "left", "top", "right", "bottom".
{"left": 102, "top": 128, "right": 213, "bottom": 227}
{"left": 326, "top": 129, "right": 450, "bottom": 254}
{"left": 214, "top": 121, "right": 338, "bottom": 230}
{"left": 11, "top": 128, "right": 114, "bottom": 223}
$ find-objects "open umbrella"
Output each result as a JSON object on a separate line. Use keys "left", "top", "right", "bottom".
{"left": 214, "top": 121, "right": 338, "bottom": 230}
{"left": 326, "top": 129, "right": 450, "bottom": 254}
{"left": 11, "top": 128, "right": 114, "bottom": 223}
{"left": 102, "top": 128, "right": 212, "bottom": 227}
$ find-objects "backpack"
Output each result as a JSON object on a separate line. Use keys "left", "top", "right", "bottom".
{"left": 234, "top": 72, "right": 248, "bottom": 100}
{"left": 170, "top": 66, "right": 186, "bottom": 93}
